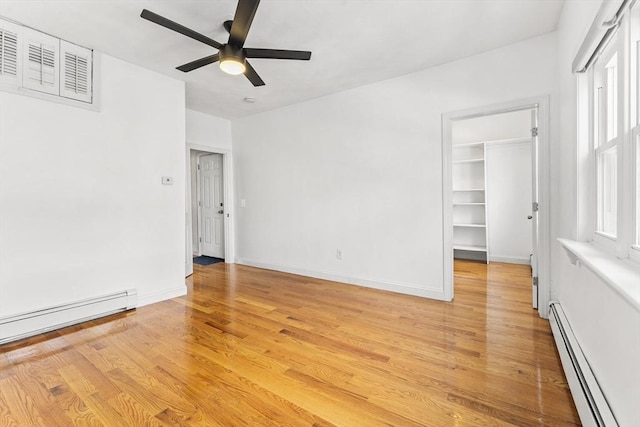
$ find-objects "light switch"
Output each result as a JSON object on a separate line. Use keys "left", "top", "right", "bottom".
{"left": 161, "top": 176, "right": 174, "bottom": 185}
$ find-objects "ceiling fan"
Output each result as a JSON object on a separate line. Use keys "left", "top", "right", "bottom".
{"left": 140, "top": 0, "right": 312, "bottom": 86}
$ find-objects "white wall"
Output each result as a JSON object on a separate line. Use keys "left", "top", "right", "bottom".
{"left": 486, "top": 141, "right": 532, "bottom": 263}
{"left": 452, "top": 109, "right": 531, "bottom": 144}
{"left": 558, "top": 253, "right": 640, "bottom": 427}
{"left": 0, "top": 53, "right": 186, "bottom": 317}
{"left": 186, "top": 109, "right": 232, "bottom": 150}
{"left": 231, "top": 33, "right": 556, "bottom": 298}
{"left": 554, "top": 2, "right": 640, "bottom": 426}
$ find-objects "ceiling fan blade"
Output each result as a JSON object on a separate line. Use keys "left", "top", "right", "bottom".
{"left": 140, "top": 9, "right": 222, "bottom": 49}
{"left": 245, "top": 48, "right": 312, "bottom": 60}
{"left": 176, "top": 54, "right": 220, "bottom": 72}
{"left": 228, "top": 0, "right": 260, "bottom": 49}
{"left": 244, "top": 61, "right": 265, "bottom": 86}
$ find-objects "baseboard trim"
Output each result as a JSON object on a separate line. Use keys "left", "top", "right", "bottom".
{"left": 136, "top": 285, "right": 187, "bottom": 308}
{"left": 0, "top": 289, "right": 137, "bottom": 345}
{"left": 549, "top": 302, "right": 618, "bottom": 426}
{"left": 236, "top": 258, "right": 448, "bottom": 301}
{"left": 488, "top": 255, "right": 531, "bottom": 265}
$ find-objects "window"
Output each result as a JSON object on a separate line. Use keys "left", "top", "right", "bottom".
{"left": 0, "top": 16, "right": 93, "bottom": 104}
{"left": 598, "top": 146, "right": 618, "bottom": 235}
{"left": 579, "top": 0, "right": 640, "bottom": 260}
{"left": 593, "top": 36, "right": 620, "bottom": 239}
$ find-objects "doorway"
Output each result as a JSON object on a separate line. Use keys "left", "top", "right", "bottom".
{"left": 185, "top": 145, "right": 234, "bottom": 277}
{"left": 442, "top": 97, "right": 550, "bottom": 317}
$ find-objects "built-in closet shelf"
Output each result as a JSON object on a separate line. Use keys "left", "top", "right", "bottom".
{"left": 453, "top": 141, "right": 485, "bottom": 148}
{"left": 453, "top": 136, "right": 531, "bottom": 148}
{"left": 453, "top": 158, "right": 484, "bottom": 164}
{"left": 453, "top": 244, "right": 488, "bottom": 252}
{"left": 453, "top": 135, "right": 488, "bottom": 263}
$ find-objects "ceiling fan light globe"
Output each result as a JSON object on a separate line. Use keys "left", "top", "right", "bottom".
{"left": 220, "top": 58, "right": 246, "bottom": 75}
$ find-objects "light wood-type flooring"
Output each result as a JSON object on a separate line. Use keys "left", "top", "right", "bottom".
{"left": 0, "top": 260, "right": 580, "bottom": 426}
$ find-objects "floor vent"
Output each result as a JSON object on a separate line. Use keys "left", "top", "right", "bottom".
{"left": 0, "top": 289, "right": 137, "bottom": 345}
{"left": 549, "top": 302, "right": 618, "bottom": 427}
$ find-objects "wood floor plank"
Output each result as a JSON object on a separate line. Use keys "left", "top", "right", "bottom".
{"left": 106, "top": 392, "right": 163, "bottom": 427}
{"left": 0, "top": 375, "right": 47, "bottom": 425}
{"left": 0, "top": 260, "right": 580, "bottom": 425}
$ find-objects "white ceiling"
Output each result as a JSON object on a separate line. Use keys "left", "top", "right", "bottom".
{"left": 0, "top": 0, "right": 565, "bottom": 119}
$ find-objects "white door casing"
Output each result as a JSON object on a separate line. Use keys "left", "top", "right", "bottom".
{"left": 199, "top": 154, "right": 225, "bottom": 258}
{"left": 530, "top": 109, "right": 539, "bottom": 309}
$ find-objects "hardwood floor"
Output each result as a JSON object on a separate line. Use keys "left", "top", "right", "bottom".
{"left": 0, "top": 260, "right": 580, "bottom": 426}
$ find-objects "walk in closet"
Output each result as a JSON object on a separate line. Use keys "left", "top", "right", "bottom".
{"left": 452, "top": 110, "right": 534, "bottom": 264}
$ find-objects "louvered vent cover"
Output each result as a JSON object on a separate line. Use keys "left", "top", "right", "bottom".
{"left": 27, "top": 42, "right": 56, "bottom": 86}
{"left": 0, "top": 28, "right": 18, "bottom": 76}
{"left": 64, "top": 51, "right": 88, "bottom": 94}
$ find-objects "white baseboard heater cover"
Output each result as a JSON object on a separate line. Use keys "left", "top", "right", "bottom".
{"left": 549, "top": 302, "right": 618, "bottom": 427}
{"left": 0, "top": 289, "right": 137, "bottom": 345}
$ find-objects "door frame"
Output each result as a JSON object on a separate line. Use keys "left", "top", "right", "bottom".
{"left": 185, "top": 144, "right": 235, "bottom": 277}
{"left": 442, "top": 95, "right": 550, "bottom": 318}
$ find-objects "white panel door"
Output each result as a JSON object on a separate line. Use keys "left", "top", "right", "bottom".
{"left": 485, "top": 141, "right": 533, "bottom": 262}
{"left": 199, "top": 154, "right": 224, "bottom": 258}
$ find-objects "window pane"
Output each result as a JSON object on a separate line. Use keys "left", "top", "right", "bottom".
{"left": 606, "top": 53, "right": 618, "bottom": 141}
{"left": 598, "top": 146, "right": 617, "bottom": 236}
{"left": 594, "top": 84, "right": 603, "bottom": 149}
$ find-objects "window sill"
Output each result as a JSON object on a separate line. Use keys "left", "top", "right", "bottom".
{"left": 558, "top": 238, "right": 640, "bottom": 312}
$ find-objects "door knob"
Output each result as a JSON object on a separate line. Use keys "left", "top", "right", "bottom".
{"left": 218, "top": 210, "right": 224, "bottom": 214}
{"left": 527, "top": 215, "right": 533, "bottom": 219}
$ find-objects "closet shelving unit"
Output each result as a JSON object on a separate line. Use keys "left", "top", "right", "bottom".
{"left": 452, "top": 141, "right": 489, "bottom": 262}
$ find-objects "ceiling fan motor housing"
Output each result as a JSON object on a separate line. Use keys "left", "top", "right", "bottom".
{"left": 220, "top": 44, "right": 246, "bottom": 64}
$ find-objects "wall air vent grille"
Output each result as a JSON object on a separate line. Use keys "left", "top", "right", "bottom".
{"left": 0, "top": 28, "right": 18, "bottom": 76}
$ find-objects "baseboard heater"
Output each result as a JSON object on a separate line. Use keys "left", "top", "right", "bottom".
{"left": 0, "top": 289, "right": 137, "bottom": 345}
{"left": 548, "top": 302, "right": 618, "bottom": 426}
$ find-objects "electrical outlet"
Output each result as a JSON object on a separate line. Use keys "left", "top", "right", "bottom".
{"left": 336, "top": 249, "right": 342, "bottom": 260}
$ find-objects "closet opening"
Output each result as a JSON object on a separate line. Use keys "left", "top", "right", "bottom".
{"left": 442, "top": 97, "right": 549, "bottom": 314}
